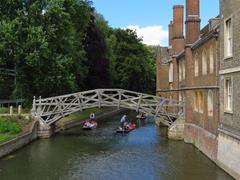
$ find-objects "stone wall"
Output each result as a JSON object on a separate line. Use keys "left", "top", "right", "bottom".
{"left": 184, "top": 123, "right": 218, "bottom": 161}
{"left": 217, "top": 130, "right": 240, "bottom": 180}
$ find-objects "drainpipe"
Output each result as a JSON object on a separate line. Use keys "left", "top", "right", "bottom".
{"left": 215, "top": 30, "right": 220, "bottom": 135}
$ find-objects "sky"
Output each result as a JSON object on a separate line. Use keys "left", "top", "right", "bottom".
{"left": 91, "top": 0, "right": 219, "bottom": 46}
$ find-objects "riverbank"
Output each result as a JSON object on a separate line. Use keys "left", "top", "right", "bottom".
{"left": 0, "top": 107, "right": 126, "bottom": 159}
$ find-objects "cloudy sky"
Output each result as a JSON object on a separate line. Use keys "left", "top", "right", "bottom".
{"left": 91, "top": 0, "right": 219, "bottom": 46}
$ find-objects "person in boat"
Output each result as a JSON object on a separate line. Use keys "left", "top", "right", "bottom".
{"left": 129, "top": 120, "right": 135, "bottom": 129}
{"left": 137, "top": 112, "right": 146, "bottom": 119}
{"left": 120, "top": 115, "right": 127, "bottom": 130}
{"left": 140, "top": 112, "right": 146, "bottom": 118}
{"left": 89, "top": 113, "right": 95, "bottom": 123}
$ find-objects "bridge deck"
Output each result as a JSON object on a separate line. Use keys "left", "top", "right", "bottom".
{"left": 32, "top": 89, "right": 184, "bottom": 127}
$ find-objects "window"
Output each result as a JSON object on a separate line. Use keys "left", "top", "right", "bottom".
{"left": 194, "top": 53, "right": 199, "bottom": 77}
{"left": 179, "top": 62, "right": 182, "bottom": 82}
{"left": 198, "top": 91, "right": 204, "bottom": 113}
{"left": 225, "top": 18, "right": 232, "bottom": 57}
{"left": 225, "top": 79, "right": 233, "bottom": 111}
{"left": 169, "top": 96, "right": 173, "bottom": 104}
{"left": 182, "top": 62, "right": 185, "bottom": 80}
{"left": 179, "top": 92, "right": 182, "bottom": 101}
{"left": 208, "top": 90, "right": 213, "bottom": 117}
{"left": 169, "top": 62, "right": 173, "bottom": 83}
{"left": 194, "top": 92, "right": 198, "bottom": 112}
{"left": 209, "top": 47, "right": 214, "bottom": 74}
{"left": 202, "top": 50, "right": 207, "bottom": 75}
{"left": 194, "top": 91, "right": 203, "bottom": 113}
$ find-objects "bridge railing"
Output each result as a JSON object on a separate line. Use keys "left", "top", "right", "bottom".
{"left": 32, "top": 89, "right": 184, "bottom": 126}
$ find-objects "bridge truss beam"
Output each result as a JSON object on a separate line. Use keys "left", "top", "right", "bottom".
{"left": 32, "top": 89, "right": 184, "bottom": 126}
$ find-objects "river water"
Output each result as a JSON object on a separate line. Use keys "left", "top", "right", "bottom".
{"left": 0, "top": 111, "right": 233, "bottom": 180}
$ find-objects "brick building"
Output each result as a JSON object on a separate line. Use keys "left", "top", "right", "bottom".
{"left": 217, "top": 0, "right": 240, "bottom": 179}
{"left": 156, "top": 47, "right": 170, "bottom": 99}
{"left": 156, "top": 0, "right": 220, "bottom": 161}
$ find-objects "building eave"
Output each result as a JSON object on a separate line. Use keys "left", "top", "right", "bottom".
{"left": 191, "top": 24, "right": 220, "bottom": 50}
{"left": 175, "top": 50, "right": 185, "bottom": 60}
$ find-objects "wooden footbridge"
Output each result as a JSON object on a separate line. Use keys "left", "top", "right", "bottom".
{"left": 31, "top": 89, "right": 184, "bottom": 127}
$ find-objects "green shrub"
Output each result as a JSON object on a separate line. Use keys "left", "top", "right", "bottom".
{"left": 0, "top": 117, "right": 22, "bottom": 134}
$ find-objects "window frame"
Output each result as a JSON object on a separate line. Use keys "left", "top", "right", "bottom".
{"left": 224, "top": 17, "right": 233, "bottom": 58}
{"left": 179, "top": 62, "right": 182, "bottom": 82}
{"left": 194, "top": 91, "right": 199, "bottom": 112}
{"left": 202, "top": 49, "right": 207, "bottom": 76}
{"left": 182, "top": 61, "right": 185, "bottom": 80}
{"left": 198, "top": 91, "right": 204, "bottom": 113}
{"left": 169, "top": 62, "right": 173, "bottom": 83}
{"left": 208, "top": 90, "right": 213, "bottom": 117}
{"left": 224, "top": 77, "right": 233, "bottom": 113}
{"left": 194, "top": 53, "right": 199, "bottom": 77}
{"left": 209, "top": 46, "right": 214, "bottom": 74}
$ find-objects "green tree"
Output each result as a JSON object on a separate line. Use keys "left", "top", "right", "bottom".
{"left": 84, "top": 12, "right": 111, "bottom": 89}
{"left": 109, "top": 29, "right": 155, "bottom": 93}
{"left": 0, "top": 0, "right": 156, "bottom": 104}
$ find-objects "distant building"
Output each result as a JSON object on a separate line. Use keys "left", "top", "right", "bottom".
{"left": 156, "top": 47, "right": 170, "bottom": 98}
{"left": 217, "top": 0, "right": 240, "bottom": 179}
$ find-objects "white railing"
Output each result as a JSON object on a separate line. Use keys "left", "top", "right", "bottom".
{"left": 32, "top": 89, "right": 184, "bottom": 126}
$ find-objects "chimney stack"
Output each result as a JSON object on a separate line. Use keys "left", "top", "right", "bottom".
{"left": 185, "top": 0, "right": 201, "bottom": 44}
{"left": 173, "top": 5, "right": 184, "bottom": 39}
{"left": 171, "top": 5, "right": 185, "bottom": 54}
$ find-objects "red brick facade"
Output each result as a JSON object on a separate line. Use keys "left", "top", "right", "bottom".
{"left": 156, "top": 0, "right": 220, "bottom": 161}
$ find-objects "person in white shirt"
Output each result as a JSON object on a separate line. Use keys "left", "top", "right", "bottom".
{"left": 120, "top": 115, "right": 127, "bottom": 129}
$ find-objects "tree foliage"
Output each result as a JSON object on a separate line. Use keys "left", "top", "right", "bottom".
{"left": 0, "top": 0, "right": 156, "bottom": 104}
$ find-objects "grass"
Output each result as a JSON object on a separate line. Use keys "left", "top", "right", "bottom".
{"left": 0, "top": 134, "right": 15, "bottom": 143}
{"left": 0, "top": 107, "right": 30, "bottom": 114}
{"left": 0, "top": 116, "right": 29, "bottom": 143}
{"left": 57, "top": 107, "right": 113, "bottom": 124}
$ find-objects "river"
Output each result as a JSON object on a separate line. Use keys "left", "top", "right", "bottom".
{"left": 0, "top": 111, "right": 233, "bottom": 180}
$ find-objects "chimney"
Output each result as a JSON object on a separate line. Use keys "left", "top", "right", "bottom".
{"left": 185, "top": 0, "right": 201, "bottom": 44}
{"left": 173, "top": 5, "right": 184, "bottom": 39}
{"left": 168, "top": 21, "right": 173, "bottom": 47}
{"left": 172, "top": 5, "right": 185, "bottom": 54}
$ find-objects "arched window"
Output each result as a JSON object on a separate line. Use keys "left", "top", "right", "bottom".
{"left": 194, "top": 92, "right": 198, "bottom": 112}
{"left": 208, "top": 90, "right": 213, "bottom": 117}
{"left": 194, "top": 53, "right": 199, "bottom": 77}
{"left": 169, "top": 62, "right": 173, "bottom": 82}
{"left": 179, "top": 62, "right": 182, "bottom": 82}
{"left": 179, "top": 92, "right": 182, "bottom": 101}
{"left": 198, "top": 91, "right": 204, "bottom": 113}
{"left": 182, "top": 62, "right": 185, "bottom": 80}
{"left": 209, "top": 47, "right": 214, "bottom": 74}
{"left": 202, "top": 50, "right": 207, "bottom": 75}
